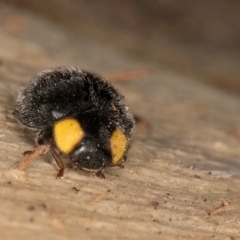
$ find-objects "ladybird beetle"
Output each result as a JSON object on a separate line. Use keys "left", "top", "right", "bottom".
{"left": 14, "top": 67, "right": 135, "bottom": 178}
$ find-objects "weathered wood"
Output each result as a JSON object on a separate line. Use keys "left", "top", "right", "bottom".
{"left": 0, "top": 2, "right": 240, "bottom": 240}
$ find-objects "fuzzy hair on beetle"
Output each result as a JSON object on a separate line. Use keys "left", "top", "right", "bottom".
{"left": 13, "top": 66, "right": 135, "bottom": 179}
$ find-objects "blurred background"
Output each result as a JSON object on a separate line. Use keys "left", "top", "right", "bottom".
{"left": 1, "top": 0, "right": 240, "bottom": 94}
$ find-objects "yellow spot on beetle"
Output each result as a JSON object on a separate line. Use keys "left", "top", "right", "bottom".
{"left": 54, "top": 118, "right": 84, "bottom": 154}
{"left": 110, "top": 129, "right": 127, "bottom": 164}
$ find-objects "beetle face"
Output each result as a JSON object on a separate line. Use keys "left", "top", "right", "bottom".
{"left": 70, "top": 137, "right": 111, "bottom": 171}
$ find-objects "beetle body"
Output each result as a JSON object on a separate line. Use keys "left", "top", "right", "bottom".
{"left": 14, "top": 67, "right": 134, "bottom": 178}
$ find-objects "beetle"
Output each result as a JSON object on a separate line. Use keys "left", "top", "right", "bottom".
{"left": 14, "top": 66, "right": 135, "bottom": 178}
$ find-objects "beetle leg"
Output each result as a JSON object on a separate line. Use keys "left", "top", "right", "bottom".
{"left": 108, "top": 155, "right": 127, "bottom": 168}
{"left": 50, "top": 140, "right": 66, "bottom": 179}
{"left": 94, "top": 170, "right": 105, "bottom": 179}
{"left": 22, "top": 150, "right": 33, "bottom": 156}
{"left": 18, "top": 145, "right": 49, "bottom": 171}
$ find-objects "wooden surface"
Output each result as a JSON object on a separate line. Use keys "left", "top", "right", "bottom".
{"left": 0, "top": 2, "right": 240, "bottom": 239}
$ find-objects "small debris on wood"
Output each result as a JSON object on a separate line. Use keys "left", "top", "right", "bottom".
{"left": 207, "top": 201, "right": 232, "bottom": 217}
{"left": 149, "top": 200, "right": 159, "bottom": 209}
{"left": 72, "top": 187, "right": 80, "bottom": 193}
{"left": 40, "top": 203, "right": 47, "bottom": 209}
{"left": 27, "top": 205, "right": 35, "bottom": 211}
{"left": 194, "top": 174, "right": 201, "bottom": 179}
{"left": 87, "top": 194, "right": 107, "bottom": 205}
